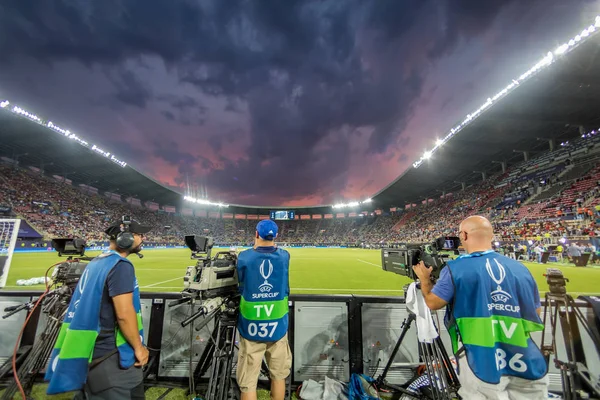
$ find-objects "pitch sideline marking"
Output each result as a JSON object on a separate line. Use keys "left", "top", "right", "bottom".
{"left": 356, "top": 259, "right": 381, "bottom": 267}
{"left": 141, "top": 276, "right": 186, "bottom": 288}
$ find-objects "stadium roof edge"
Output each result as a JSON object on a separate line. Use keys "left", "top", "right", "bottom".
{"left": 371, "top": 15, "right": 600, "bottom": 209}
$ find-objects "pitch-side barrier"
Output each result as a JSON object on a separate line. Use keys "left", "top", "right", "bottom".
{"left": 0, "top": 292, "right": 598, "bottom": 394}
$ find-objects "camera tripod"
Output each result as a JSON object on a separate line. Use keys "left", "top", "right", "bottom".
{"left": 541, "top": 269, "right": 600, "bottom": 400}
{"left": 172, "top": 293, "right": 292, "bottom": 400}
{"left": 177, "top": 293, "right": 240, "bottom": 400}
{"left": 373, "top": 311, "right": 461, "bottom": 400}
{"left": 0, "top": 285, "right": 72, "bottom": 400}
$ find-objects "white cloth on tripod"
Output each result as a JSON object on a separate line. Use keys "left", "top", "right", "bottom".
{"left": 405, "top": 282, "right": 439, "bottom": 343}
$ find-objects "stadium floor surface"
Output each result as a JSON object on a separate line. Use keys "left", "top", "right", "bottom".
{"left": 0, "top": 384, "right": 295, "bottom": 400}
{"left": 5, "top": 248, "right": 600, "bottom": 296}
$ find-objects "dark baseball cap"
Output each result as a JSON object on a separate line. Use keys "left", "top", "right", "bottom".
{"left": 104, "top": 219, "right": 152, "bottom": 239}
{"left": 256, "top": 219, "right": 278, "bottom": 240}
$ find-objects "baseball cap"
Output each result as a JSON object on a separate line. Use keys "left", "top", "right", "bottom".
{"left": 256, "top": 220, "right": 278, "bottom": 240}
{"left": 104, "top": 218, "right": 152, "bottom": 239}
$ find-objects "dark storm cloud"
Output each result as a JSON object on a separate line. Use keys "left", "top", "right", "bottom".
{"left": 152, "top": 139, "right": 205, "bottom": 186}
{"left": 161, "top": 110, "right": 175, "bottom": 121}
{"left": 153, "top": 140, "right": 197, "bottom": 166}
{"left": 0, "top": 0, "right": 523, "bottom": 204}
{"left": 157, "top": 95, "right": 206, "bottom": 113}
{"left": 105, "top": 68, "right": 153, "bottom": 109}
{"left": 157, "top": 94, "right": 207, "bottom": 126}
{"left": 366, "top": 0, "right": 516, "bottom": 59}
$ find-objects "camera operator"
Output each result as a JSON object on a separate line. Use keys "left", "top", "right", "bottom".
{"left": 236, "top": 220, "right": 292, "bottom": 400}
{"left": 412, "top": 216, "right": 548, "bottom": 399}
{"left": 45, "top": 218, "right": 151, "bottom": 399}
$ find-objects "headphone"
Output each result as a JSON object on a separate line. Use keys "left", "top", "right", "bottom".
{"left": 116, "top": 216, "right": 135, "bottom": 250}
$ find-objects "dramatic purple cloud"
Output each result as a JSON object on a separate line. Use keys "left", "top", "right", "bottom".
{"left": 0, "top": 0, "right": 597, "bottom": 206}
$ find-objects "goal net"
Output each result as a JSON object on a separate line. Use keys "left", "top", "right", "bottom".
{"left": 0, "top": 219, "right": 21, "bottom": 289}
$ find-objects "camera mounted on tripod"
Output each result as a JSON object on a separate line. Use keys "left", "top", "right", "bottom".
{"left": 50, "top": 238, "right": 91, "bottom": 286}
{"left": 544, "top": 268, "right": 568, "bottom": 296}
{"left": 381, "top": 236, "right": 461, "bottom": 281}
{"left": 182, "top": 235, "right": 239, "bottom": 299}
{"left": 0, "top": 238, "right": 93, "bottom": 398}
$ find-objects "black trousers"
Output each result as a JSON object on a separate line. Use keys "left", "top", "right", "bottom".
{"left": 73, "top": 353, "right": 144, "bottom": 400}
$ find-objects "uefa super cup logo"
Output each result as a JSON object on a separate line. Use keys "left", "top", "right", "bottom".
{"left": 259, "top": 260, "right": 274, "bottom": 293}
{"left": 487, "top": 258, "right": 512, "bottom": 303}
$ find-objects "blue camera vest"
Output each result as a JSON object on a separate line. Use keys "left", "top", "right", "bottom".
{"left": 237, "top": 247, "right": 290, "bottom": 342}
{"left": 45, "top": 251, "right": 143, "bottom": 394}
{"left": 445, "top": 251, "right": 547, "bottom": 383}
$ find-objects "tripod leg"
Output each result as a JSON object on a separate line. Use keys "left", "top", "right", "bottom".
{"left": 1, "top": 305, "right": 65, "bottom": 400}
{"left": 191, "top": 315, "right": 219, "bottom": 392}
{"left": 375, "top": 313, "right": 416, "bottom": 387}
{"left": 206, "top": 312, "right": 239, "bottom": 400}
{"left": 420, "top": 342, "right": 440, "bottom": 400}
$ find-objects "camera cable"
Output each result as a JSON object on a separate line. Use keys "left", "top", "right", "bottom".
{"left": 10, "top": 262, "right": 61, "bottom": 400}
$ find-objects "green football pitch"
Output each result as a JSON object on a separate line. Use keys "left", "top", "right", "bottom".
{"left": 4, "top": 248, "right": 600, "bottom": 296}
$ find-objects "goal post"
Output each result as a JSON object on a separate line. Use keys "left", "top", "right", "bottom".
{"left": 0, "top": 218, "right": 21, "bottom": 289}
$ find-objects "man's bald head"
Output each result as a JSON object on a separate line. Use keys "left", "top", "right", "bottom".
{"left": 459, "top": 215, "right": 494, "bottom": 253}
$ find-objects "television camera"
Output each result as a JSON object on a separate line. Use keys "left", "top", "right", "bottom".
{"left": 168, "top": 236, "right": 244, "bottom": 400}
{"left": 375, "top": 237, "right": 462, "bottom": 399}
{"left": 49, "top": 238, "right": 91, "bottom": 285}
{"left": 381, "top": 236, "right": 461, "bottom": 281}
{"left": 181, "top": 235, "right": 239, "bottom": 299}
{"left": 0, "top": 238, "right": 91, "bottom": 400}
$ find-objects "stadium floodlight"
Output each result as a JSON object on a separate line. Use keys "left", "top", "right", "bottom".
{"left": 411, "top": 15, "right": 600, "bottom": 169}
{"left": 183, "top": 195, "right": 229, "bottom": 208}
{"left": 13, "top": 106, "right": 41, "bottom": 122}
{"left": 555, "top": 44, "right": 569, "bottom": 55}
{"left": 436, "top": 139, "right": 444, "bottom": 146}
{"left": 332, "top": 199, "right": 372, "bottom": 208}
{"left": 0, "top": 101, "right": 128, "bottom": 168}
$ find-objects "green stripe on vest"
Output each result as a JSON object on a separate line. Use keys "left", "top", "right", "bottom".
{"left": 53, "top": 322, "right": 69, "bottom": 351}
{"left": 240, "top": 297, "right": 288, "bottom": 321}
{"left": 116, "top": 312, "right": 143, "bottom": 348}
{"left": 57, "top": 328, "right": 98, "bottom": 360}
{"left": 456, "top": 315, "right": 544, "bottom": 348}
{"left": 447, "top": 325, "right": 459, "bottom": 354}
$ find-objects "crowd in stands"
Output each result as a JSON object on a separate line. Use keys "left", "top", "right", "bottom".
{"left": 2, "top": 130, "right": 600, "bottom": 249}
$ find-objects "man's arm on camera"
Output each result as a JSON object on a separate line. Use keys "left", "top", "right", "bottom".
{"left": 420, "top": 279, "right": 448, "bottom": 310}
{"left": 113, "top": 293, "right": 144, "bottom": 352}
{"left": 413, "top": 262, "right": 452, "bottom": 310}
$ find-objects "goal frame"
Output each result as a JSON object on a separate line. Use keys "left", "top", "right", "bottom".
{"left": 0, "top": 218, "right": 21, "bottom": 289}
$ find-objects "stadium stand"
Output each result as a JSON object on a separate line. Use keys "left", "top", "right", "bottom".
{"left": 3, "top": 128, "right": 600, "bottom": 249}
